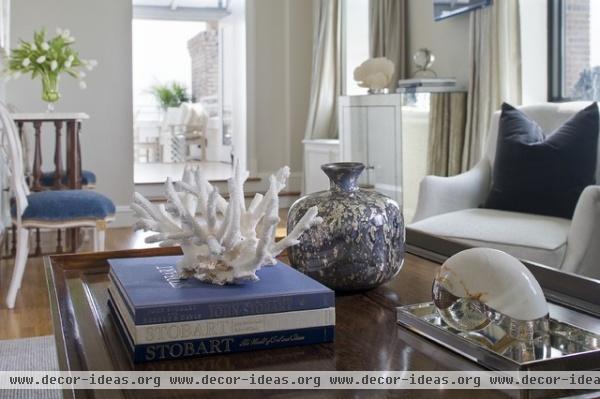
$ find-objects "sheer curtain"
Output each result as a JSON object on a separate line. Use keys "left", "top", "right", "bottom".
{"left": 369, "top": 0, "right": 407, "bottom": 89}
{"left": 463, "top": 0, "right": 522, "bottom": 170}
{"left": 427, "top": 92, "right": 468, "bottom": 176}
{"left": 304, "top": 0, "right": 342, "bottom": 140}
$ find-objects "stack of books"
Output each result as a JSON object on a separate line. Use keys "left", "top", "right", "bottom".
{"left": 107, "top": 256, "right": 335, "bottom": 363}
{"left": 397, "top": 78, "right": 457, "bottom": 89}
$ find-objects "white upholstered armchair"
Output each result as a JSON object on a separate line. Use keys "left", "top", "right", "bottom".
{"left": 409, "top": 102, "right": 600, "bottom": 279}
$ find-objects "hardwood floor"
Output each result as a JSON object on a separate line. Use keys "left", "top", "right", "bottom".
{"left": 0, "top": 213, "right": 289, "bottom": 340}
{"left": 0, "top": 228, "right": 158, "bottom": 340}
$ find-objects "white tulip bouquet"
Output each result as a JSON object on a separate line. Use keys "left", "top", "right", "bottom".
{"left": 4, "top": 28, "right": 97, "bottom": 110}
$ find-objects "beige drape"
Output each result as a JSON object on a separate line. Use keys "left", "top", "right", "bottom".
{"left": 304, "top": 0, "right": 342, "bottom": 140}
{"left": 463, "top": 0, "right": 522, "bottom": 170}
{"left": 369, "top": 0, "right": 406, "bottom": 89}
{"left": 427, "top": 92, "right": 468, "bottom": 177}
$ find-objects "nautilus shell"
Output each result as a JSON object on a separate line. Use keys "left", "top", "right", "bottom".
{"left": 433, "top": 248, "right": 549, "bottom": 341}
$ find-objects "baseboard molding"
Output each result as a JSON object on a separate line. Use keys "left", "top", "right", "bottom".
{"left": 134, "top": 176, "right": 262, "bottom": 186}
{"left": 114, "top": 172, "right": 303, "bottom": 229}
{"left": 254, "top": 171, "right": 302, "bottom": 193}
{"left": 112, "top": 206, "right": 136, "bottom": 228}
{"left": 132, "top": 172, "right": 303, "bottom": 208}
{"left": 277, "top": 195, "right": 299, "bottom": 208}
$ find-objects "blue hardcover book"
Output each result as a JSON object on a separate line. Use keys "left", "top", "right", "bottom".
{"left": 108, "top": 299, "right": 334, "bottom": 363}
{"left": 108, "top": 256, "right": 334, "bottom": 325}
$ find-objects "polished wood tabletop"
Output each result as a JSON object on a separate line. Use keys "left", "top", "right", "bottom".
{"left": 45, "top": 236, "right": 572, "bottom": 399}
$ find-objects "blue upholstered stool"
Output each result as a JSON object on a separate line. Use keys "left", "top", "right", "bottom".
{"left": 12, "top": 190, "right": 115, "bottom": 223}
{"left": 39, "top": 170, "right": 97, "bottom": 187}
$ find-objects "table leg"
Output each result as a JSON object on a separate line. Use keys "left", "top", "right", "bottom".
{"left": 69, "top": 229, "right": 78, "bottom": 252}
{"left": 17, "top": 122, "right": 23, "bottom": 141}
{"left": 53, "top": 121, "right": 64, "bottom": 189}
{"left": 66, "top": 120, "right": 81, "bottom": 190}
{"left": 56, "top": 229, "right": 63, "bottom": 253}
{"left": 32, "top": 121, "right": 43, "bottom": 191}
{"left": 77, "top": 121, "right": 82, "bottom": 178}
{"left": 66, "top": 121, "right": 82, "bottom": 251}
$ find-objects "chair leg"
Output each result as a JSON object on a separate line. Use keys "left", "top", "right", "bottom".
{"left": 83, "top": 228, "right": 91, "bottom": 243}
{"left": 6, "top": 227, "right": 30, "bottom": 309}
{"left": 94, "top": 220, "right": 107, "bottom": 252}
{"left": 93, "top": 228, "right": 98, "bottom": 252}
{"left": 98, "top": 229, "right": 106, "bottom": 251}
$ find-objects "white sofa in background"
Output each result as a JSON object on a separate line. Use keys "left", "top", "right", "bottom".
{"left": 409, "top": 102, "right": 600, "bottom": 279}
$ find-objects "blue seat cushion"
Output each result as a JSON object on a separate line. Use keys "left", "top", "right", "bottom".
{"left": 40, "top": 170, "right": 97, "bottom": 186}
{"left": 12, "top": 190, "right": 115, "bottom": 222}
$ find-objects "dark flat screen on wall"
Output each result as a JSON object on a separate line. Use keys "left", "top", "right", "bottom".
{"left": 433, "top": 0, "right": 492, "bottom": 21}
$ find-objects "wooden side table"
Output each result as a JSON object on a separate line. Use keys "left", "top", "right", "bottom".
{"left": 11, "top": 112, "right": 89, "bottom": 190}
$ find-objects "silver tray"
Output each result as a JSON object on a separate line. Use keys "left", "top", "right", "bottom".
{"left": 401, "top": 230, "right": 600, "bottom": 371}
{"left": 397, "top": 302, "right": 600, "bottom": 371}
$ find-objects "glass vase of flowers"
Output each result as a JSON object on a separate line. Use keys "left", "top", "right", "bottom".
{"left": 3, "top": 28, "right": 97, "bottom": 112}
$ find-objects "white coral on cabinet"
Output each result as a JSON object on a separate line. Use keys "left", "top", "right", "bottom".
{"left": 131, "top": 164, "right": 322, "bottom": 285}
{"left": 353, "top": 57, "right": 395, "bottom": 90}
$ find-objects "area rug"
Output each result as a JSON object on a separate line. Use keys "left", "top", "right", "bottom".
{"left": 0, "top": 335, "right": 61, "bottom": 399}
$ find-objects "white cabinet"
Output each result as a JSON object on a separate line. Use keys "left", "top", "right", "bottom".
{"left": 305, "top": 90, "right": 464, "bottom": 222}
{"left": 338, "top": 90, "right": 466, "bottom": 223}
{"left": 302, "top": 139, "right": 340, "bottom": 194}
{"left": 339, "top": 95, "right": 403, "bottom": 204}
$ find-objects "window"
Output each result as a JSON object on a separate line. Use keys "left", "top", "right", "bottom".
{"left": 342, "top": 0, "right": 370, "bottom": 95}
{"left": 131, "top": 0, "right": 243, "bottom": 186}
{"left": 549, "top": 0, "right": 600, "bottom": 101}
{"left": 132, "top": 19, "right": 207, "bottom": 124}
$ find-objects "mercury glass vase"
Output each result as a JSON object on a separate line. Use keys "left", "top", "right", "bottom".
{"left": 287, "top": 162, "right": 405, "bottom": 291}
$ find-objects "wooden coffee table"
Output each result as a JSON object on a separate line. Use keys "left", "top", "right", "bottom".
{"left": 45, "top": 232, "right": 572, "bottom": 399}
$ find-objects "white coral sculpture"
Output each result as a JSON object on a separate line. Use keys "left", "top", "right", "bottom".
{"left": 353, "top": 57, "right": 395, "bottom": 90}
{"left": 131, "top": 164, "right": 323, "bottom": 285}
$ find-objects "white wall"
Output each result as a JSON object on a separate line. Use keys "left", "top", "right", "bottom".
{"left": 286, "top": 0, "right": 314, "bottom": 174}
{"left": 0, "top": 0, "right": 9, "bottom": 102}
{"left": 246, "top": 0, "right": 313, "bottom": 188}
{"left": 223, "top": 0, "right": 248, "bottom": 174}
{"left": 520, "top": 0, "right": 548, "bottom": 104}
{"left": 7, "top": 0, "right": 133, "bottom": 211}
{"left": 406, "top": 0, "right": 470, "bottom": 88}
{"left": 0, "top": 54, "right": 5, "bottom": 101}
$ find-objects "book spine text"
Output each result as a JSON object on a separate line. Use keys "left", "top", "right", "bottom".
{"left": 110, "top": 300, "right": 334, "bottom": 363}
{"left": 134, "top": 326, "right": 334, "bottom": 362}
{"left": 119, "top": 285, "right": 335, "bottom": 325}
{"left": 111, "top": 285, "right": 335, "bottom": 344}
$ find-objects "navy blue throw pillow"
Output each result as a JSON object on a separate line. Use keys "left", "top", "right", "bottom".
{"left": 484, "top": 102, "right": 599, "bottom": 219}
